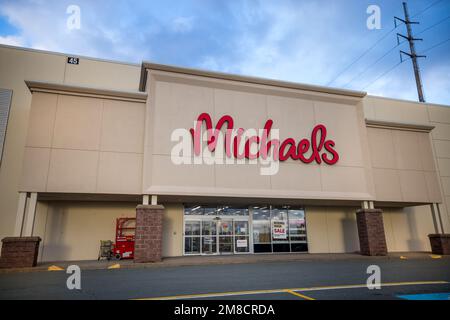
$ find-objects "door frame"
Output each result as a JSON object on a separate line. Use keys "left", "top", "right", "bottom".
{"left": 183, "top": 215, "right": 252, "bottom": 256}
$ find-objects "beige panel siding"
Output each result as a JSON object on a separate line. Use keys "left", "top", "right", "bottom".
{"left": 382, "top": 206, "right": 434, "bottom": 252}
{"left": 305, "top": 207, "right": 330, "bottom": 253}
{"left": 442, "top": 177, "right": 450, "bottom": 196}
{"left": 428, "top": 105, "right": 450, "bottom": 124}
{"left": 96, "top": 152, "right": 143, "bottom": 194}
{"left": 20, "top": 93, "right": 146, "bottom": 194}
{"left": 434, "top": 140, "right": 450, "bottom": 159}
{"left": 100, "top": 100, "right": 145, "bottom": 153}
{"left": 34, "top": 201, "right": 137, "bottom": 262}
{"left": 64, "top": 58, "right": 140, "bottom": 92}
{"left": 437, "top": 158, "right": 450, "bottom": 177}
{"left": 52, "top": 95, "right": 103, "bottom": 150}
{"left": 47, "top": 149, "right": 99, "bottom": 193}
{"left": 0, "top": 45, "right": 140, "bottom": 247}
{"left": 146, "top": 72, "right": 373, "bottom": 201}
{"left": 25, "top": 92, "right": 57, "bottom": 148}
{"left": 431, "top": 122, "right": 450, "bottom": 141}
{"left": 367, "top": 128, "right": 396, "bottom": 169}
{"left": 367, "top": 127, "right": 441, "bottom": 203}
{"left": 372, "top": 168, "right": 402, "bottom": 201}
{"left": 366, "top": 96, "right": 429, "bottom": 124}
{"left": 162, "top": 204, "right": 184, "bottom": 257}
{"left": 20, "top": 147, "right": 51, "bottom": 191}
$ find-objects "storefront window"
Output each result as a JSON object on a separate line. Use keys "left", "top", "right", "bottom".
{"left": 252, "top": 207, "right": 271, "bottom": 253}
{"left": 184, "top": 220, "right": 201, "bottom": 254}
{"left": 184, "top": 206, "right": 249, "bottom": 255}
{"left": 184, "top": 205, "right": 307, "bottom": 255}
{"left": 289, "top": 209, "right": 308, "bottom": 252}
{"left": 271, "top": 207, "right": 290, "bottom": 253}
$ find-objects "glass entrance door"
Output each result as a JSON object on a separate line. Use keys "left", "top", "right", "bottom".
{"left": 184, "top": 216, "right": 250, "bottom": 255}
{"left": 218, "top": 219, "right": 233, "bottom": 254}
{"left": 201, "top": 220, "right": 217, "bottom": 254}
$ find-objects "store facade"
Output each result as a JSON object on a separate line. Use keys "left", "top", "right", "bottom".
{"left": 0, "top": 45, "right": 450, "bottom": 265}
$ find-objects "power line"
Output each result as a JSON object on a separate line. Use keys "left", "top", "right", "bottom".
{"left": 326, "top": 0, "right": 445, "bottom": 87}
{"left": 416, "top": 14, "right": 450, "bottom": 36}
{"left": 326, "top": 26, "right": 399, "bottom": 86}
{"left": 362, "top": 60, "right": 407, "bottom": 90}
{"left": 362, "top": 37, "right": 450, "bottom": 90}
{"left": 344, "top": 13, "right": 450, "bottom": 88}
{"left": 342, "top": 40, "right": 406, "bottom": 88}
{"left": 411, "top": 0, "right": 445, "bottom": 18}
{"left": 422, "top": 37, "right": 450, "bottom": 54}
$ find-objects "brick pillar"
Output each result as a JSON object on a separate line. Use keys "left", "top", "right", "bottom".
{"left": 0, "top": 237, "right": 41, "bottom": 268}
{"left": 134, "top": 205, "right": 164, "bottom": 263}
{"left": 356, "top": 209, "right": 387, "bottom": 256}
{"left": 428, "top": 234, "right": 450, "bottom": 255}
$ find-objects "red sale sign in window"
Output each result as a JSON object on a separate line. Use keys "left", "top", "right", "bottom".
{"left": 272, "top": 220, "right": 287, "bottom": 239}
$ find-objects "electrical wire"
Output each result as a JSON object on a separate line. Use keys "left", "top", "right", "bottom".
{"left": 362, "top": 36, "right": 450, "bottom": 90}
{"left": 326, "top": 0, "right": 446, "bottom": 87}
{"left": 325, "top": 26, "right": 398, "bottom": 86}
{"left": 411, "top": 0, "right": 446, "bottom": 18}
{"left": 344, "top": 14, "right": 450, "bottom": 88}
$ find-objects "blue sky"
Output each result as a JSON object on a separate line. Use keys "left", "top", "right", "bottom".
{"left": 0, "top": 0, "right": 449, "bottom": 105}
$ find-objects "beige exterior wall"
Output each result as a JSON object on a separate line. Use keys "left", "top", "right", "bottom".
{"left": 367, "top": 127, "right": 441, "bottom": 203}
{"left": 306, "top": 205, "right": 435, "bottom": 253}
{"left": 0, "top": 45, "right": 140, "bottom": 247}
{"left": 1, "top": 45, "right": 450, "bottom": 261}
{"left": 144, "top": 70, "right": 375, "bottom": 201}
{"left": 20, "top": 92, "right": 146, "bottom": 194}
{"left": 32, "top": 201, "right": 182, "bottom": 262}
{"left": 366, "top": 96, "right": 450, "bottom": 233}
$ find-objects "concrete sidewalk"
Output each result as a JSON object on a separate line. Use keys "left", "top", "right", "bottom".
{"left": 0, "top": 251, "right": 446, "bottom": 274}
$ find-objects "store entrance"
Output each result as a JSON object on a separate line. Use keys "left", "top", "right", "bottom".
{"left": 184, "top": 206, "right": 250, "bottom": 255}
{"left": 184, "top": 217, "right": 250, "bottom": 255}
{"left": 183, "top": 205, "right": 308, "bottom": 255}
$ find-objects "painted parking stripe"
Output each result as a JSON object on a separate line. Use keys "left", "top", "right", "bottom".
{"left": 397, "top": 293, "right": 450, "bottom": 300}
{"left": 135, "top": 280, "right": 448, "bottom": 300}
{"left": 285, "top": 290, "right": 315, "bottom": 300}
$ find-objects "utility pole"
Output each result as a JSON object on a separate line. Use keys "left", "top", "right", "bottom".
{"left": 395, "top": 1, "right": 426, "bottom": 102}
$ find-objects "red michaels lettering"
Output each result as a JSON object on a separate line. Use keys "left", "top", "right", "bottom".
{"left": 189, "top": 113, "right": 339, "bottom": 165}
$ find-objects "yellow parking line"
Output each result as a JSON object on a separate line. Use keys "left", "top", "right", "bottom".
{"left": 135, "top": 280, "right": 448, "bottom": 300}
{"left": 137, "top": 288, "right": 285, "bottom": 300}
{"left": 285, "top": 290, "right": 315, "bottom": 300}
{"left": 291, "top": 280, "right": 448, "bottom": 292}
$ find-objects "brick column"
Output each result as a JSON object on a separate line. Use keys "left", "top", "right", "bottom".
{"left": 0, "top": 237, "right": 41, "bottom": 268}
{"left": 356, "top": 209, "right": 387, "bottom": 256}
{"left": 428, "top": 234, "right": 450, "bottom": 255}
{"left": 134, "top": 204, "right": 164, "bottom": 263}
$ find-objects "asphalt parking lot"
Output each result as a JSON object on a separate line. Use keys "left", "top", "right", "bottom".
{"left": 0, "top": 255, "right": 449, "bottom": 300}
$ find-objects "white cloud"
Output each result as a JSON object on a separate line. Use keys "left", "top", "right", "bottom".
{"left": 423, "top": 64, "right": 450, "bottom": 105}
{"left": 171, "top": 16, "right": 194, "bottom": 33}
{"left": 0, "top": 35, "right": 25, "bottom": 47}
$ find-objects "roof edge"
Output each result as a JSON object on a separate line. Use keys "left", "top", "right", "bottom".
{"left": 140, "top": 62, "right": 367, "bottom": 98}
{"left": 25, "top": 80, "right": 147, "bottom": 102}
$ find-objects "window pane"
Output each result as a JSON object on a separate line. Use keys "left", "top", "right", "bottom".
{"left": 234, "top": 221, "right": 248, "bottom": 236}
{"left": 184, "top": 237, "right": 200, "bottom": 254}
{"left": 219, "top": 220, "right": 233, "bottom": 235}
{"left": 235, "top": 236, "right": 249, "bottom": 253}
{"left": 201, "top": 236, "right": 217, "bottom": 254}
{"left": 185, "top": 221, "right": 200, "bottom": 236}
{"left": 184, "top": 206, "right": 204, "bottom": 215}
{"left": 202, "top": 220, "right": 217, "bottom": 236}
{"left": 252, "top": 207, "right": 271, "bottom": 253}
